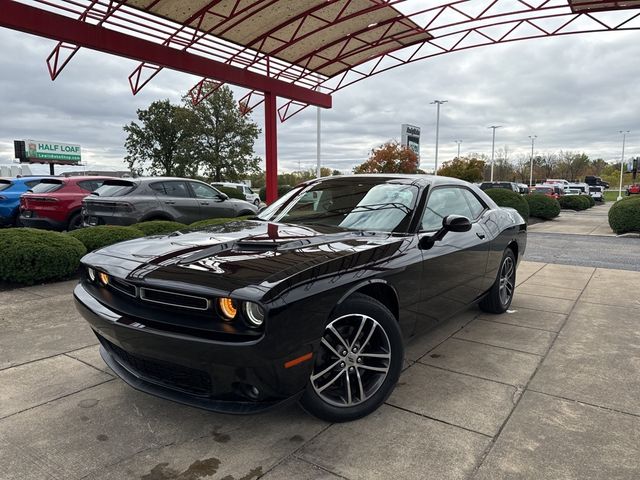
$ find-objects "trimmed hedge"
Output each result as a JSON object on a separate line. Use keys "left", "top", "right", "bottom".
{"left": 259, "top": 185, "right": 293, "bottom": 201}
{"left": 484, "top": 188, "right": 529, "bottom": 220}
{"left": 215, "top": 185, "right": 245, "bottom": 200}
{"left": 189, "top": 216, "right": 252, "bottom": 229}
{"left": 525, "top": 194, "right": 560, "bottom": 220}
{"left": 68, "top": 225, "right": 144, "bottom": 252}
{"left": 558, "top": 195, "right": 591, "bottom": 211}
{"left": 586, "top": 195, "right": 596, "bottom": 207}
{"left": 0, "top": 228, "right": 86, "bottom": 285}
{"left": 609, "top": 196, "right": 640, "bottom": 234}
{"left": 135, "top": 220, "right": 186, "bottom": 236}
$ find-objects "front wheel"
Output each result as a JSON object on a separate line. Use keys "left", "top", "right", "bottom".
{"left": 479, "top": 248, "right": 516, "bottom": 314}
{"left": 300, "top": 293, "right": 403, "bottom": 422}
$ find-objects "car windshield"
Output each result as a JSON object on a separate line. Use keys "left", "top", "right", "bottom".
{"left": 0, "top": 180, "right": 11, "bottom": 192}
{"left": 30, "top": 180, "right": 63, "bottom": 193}
{"left": 534, "top": 187, "right": 553, "bottom": 194}
{"left": 93, "top": 180, "right": 136, "bottom": 197}
{"left": 257, "top": 178, "right": 419, "bottom": 233}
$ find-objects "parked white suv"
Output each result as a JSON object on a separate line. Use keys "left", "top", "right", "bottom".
{"left": 211, "top": 182, "right": 261, "bottom": 206}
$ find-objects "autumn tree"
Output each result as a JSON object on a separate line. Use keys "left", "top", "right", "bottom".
{"left": 184, "top": 85, "right": 260, "bottom": 182}
{"left": 353, "top": 141, "right": 418, "bottom": 174}
{"left": 124, "top": 100, "right": 200, "bottom": 176}
{"left": 438, "top": 157, "right": 485, "bottom": 183}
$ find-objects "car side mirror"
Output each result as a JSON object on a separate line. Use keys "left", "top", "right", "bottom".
{"left": 419, "top": 215, "right": 472, "bottom": 250}
{"left": 215, "top": 193, "right": 228, "bottom": 202}
{"left": 443, "top": 214, "right": 472, "bottom": 233}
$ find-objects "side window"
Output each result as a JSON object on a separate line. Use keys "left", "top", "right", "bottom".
{"left": 190, "top": 182, "right": 218, "bottom": 199}
{"left": 24, "top": 180, "right": 41, "bottom": 188}
{"left": 421, "top": 187, "right": 474, "bottom": 231}
{"left": 152, "top": 182, "right": 189, "bottom": 197}
{"left": 462, "top": 189, "right": 486, "bottom": 219}
{"left": 244, "top": 187, "right": 252, "bottom": 195}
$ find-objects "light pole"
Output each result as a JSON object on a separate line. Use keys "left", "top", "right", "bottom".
{"left": 618, "top": 130, "right": 630, "bottom": 201}
{"left": 489, "top": 125, "right": 502, "bottom": 181}
{"left": 455, "top": 140, "right": 462, "bottom": 159}
{"left": 528, "top": 135, "right": 537, "bottom": 187}
{"left": 431, "top": 100, "right": 447, "bottom": 175}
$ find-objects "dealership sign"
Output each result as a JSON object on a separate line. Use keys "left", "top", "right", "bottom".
{"left": 401, "top": 124, "right": 420, "bottom": 159}
{"left": 18, "top": 140, "right": 82, "bottom": 164}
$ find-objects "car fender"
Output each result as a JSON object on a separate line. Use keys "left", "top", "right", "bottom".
{"left": 335, "top": 278, "right": 399, "bottom": 312}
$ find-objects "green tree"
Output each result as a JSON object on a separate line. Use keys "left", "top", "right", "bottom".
{"left": 438, "top": 156, "right": 485, "bottom": 182}
{"left": 353, "top": 141, "right": 418, "bottom": 174}
{"left": 185, "top": 85, "right": 260, "bottom": 182}
{"left": 123, "top": 100, "right": 199, "bottom": 176}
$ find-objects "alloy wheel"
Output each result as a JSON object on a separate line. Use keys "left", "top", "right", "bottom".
{"left": 311, "top": 314, "right": 391, "bottom": 408}
{"left": 498, "top": 256, "right": 515, "bottom": 306}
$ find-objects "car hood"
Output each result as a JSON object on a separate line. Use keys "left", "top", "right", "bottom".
{"left": 83, "top": 220, "right": 408, "bottom": 301}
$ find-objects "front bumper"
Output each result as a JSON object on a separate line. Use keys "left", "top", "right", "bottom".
{"left": 74, "top": 283, "right": 312, "bottom": 414}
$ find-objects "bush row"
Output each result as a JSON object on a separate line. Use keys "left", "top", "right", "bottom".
{"left": 524, "top": 195, "right": 560, "bottom": 220}
{"left": 558, "top": 195, "right": 592, "bottom": 211}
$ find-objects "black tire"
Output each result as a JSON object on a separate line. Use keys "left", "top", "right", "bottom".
{"left": 479, "top": 248, "right": 516, "bottom": 314}
{"left": 253, "top": 199, "right": 260, "bottom": 207}
{"left": 299, "top": 293, "right": 403, "bottom": 422}
{"left": 67, "top": 212, "right": 83, "bottom": 231}
{"left": 237, "top": 211, "right": 254, "bottom": 217}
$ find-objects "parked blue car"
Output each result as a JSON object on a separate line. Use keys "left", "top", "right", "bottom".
{"left": 0, "top": 177, "right": 48, "bottom": 226}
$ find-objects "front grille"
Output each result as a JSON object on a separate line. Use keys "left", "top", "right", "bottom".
{"left": 100, "top": 336, "right": 212, "bottom": 396}
{"left": 110, "top": 277, "right": 137, "bottom": 297}
{"left": 139, "top": 287, "right": 209, "bottom": 310}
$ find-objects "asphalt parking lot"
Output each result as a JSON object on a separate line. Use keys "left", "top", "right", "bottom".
{"left": 2, "top": 259, "right": 639, "bottom": 479}
{"left": 525, "top": 203, "right": 640, "bottom": 271}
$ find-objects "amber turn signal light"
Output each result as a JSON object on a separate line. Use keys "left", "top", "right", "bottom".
{"left": 218, "top": 297, "right": 237, "bottom": 320}
{"left": 98, "top": 272, "right": 110, "bottom": 285}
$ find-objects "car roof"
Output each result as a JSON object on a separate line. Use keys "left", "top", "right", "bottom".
{"left": 304, "top": 174, "right": 475, "bottom": 188}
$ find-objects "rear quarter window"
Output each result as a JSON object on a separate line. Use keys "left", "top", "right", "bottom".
{"left": 30, "top": 181, "right": 63, "bottom": 193}
{"left": 93, "top": 181, "right": 136, "bottom": 197}
{"left": 0, "top": 180, "right": 11, "bottom": 192}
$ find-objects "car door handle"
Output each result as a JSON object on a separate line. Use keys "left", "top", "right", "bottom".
{"left": 164, "top": 201, "right": 175, "bottom": 205}
{"left": 476, "top": 233, "right": 486, "bottom": 239}
{"left": 200, "top": 202, "right": 210, "bottom": 206}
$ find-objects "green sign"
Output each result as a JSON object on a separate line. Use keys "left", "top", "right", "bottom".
{"left": 24, "top": 139, "right": 82, "bottom": 163}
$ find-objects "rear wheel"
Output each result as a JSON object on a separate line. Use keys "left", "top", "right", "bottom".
{"left": 480, "top": 248, "right": 516, "bottom": 314}
{"left": 300, "top": 294, "right": 403, "bottom": 422}
{"left": 67, "top": 212, "right": 83, "bottom": 231}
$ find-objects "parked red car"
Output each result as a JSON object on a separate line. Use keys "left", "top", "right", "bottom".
{"left": 20, "top": 176, "right": 115, "bottom": 230}
{"left": 626, "top": 184, "right": 640, "bottom": 195}
{"left": 531, "top": 185, "right": 560, "bottom": 199}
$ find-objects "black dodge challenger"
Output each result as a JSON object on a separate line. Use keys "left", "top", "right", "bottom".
{"left": 74, "top": 175, "right": 526, "bottom": 422}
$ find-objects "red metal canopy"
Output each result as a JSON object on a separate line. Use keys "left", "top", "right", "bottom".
{"left": 0, "top": 0, "right": 639, "bottom": 202}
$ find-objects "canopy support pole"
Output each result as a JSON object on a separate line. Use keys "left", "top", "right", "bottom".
{"left": 265, "top": 91, "right": 278, "bottom": 204}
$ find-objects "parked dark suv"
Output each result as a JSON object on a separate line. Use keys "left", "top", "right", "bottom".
{"left": 82, "top": 178, "right": 258, "bottom": 226}
{"left": 479, "top": 182, "right": 520, "bottom": 193}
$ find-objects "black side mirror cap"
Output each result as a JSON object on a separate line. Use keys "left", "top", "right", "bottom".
{"left": 443, "top": 214, "right": 472, "bottom": 233}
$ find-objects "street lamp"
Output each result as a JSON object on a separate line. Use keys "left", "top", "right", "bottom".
{"left": 431, "top": 100, "right": 447, "bottom": 175}
{"left": 528, "top": 135, "right": 537, "bottom": 187}
{"left": 455, "top": 140, "right": 462, "bottom": 159}
{"left": 489, "top": 125, "right": 502, "bottom": 181}
{"left": 618, "top": 130, "right": 630, "bottom": 201}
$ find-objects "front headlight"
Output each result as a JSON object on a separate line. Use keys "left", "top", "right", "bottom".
{"left": 87, "top": 267, "right": 96, "bottom": 282}
{"left": 243, "top": 302, "right": 265, "bottom": 327}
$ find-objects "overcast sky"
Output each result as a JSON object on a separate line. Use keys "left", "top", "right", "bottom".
{"left": 0, "top": 21, "right": 639, "bottom": 176}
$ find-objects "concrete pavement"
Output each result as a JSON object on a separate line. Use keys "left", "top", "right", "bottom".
{"left": 1, "top": 262, "right": 640, "bottom": 479}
